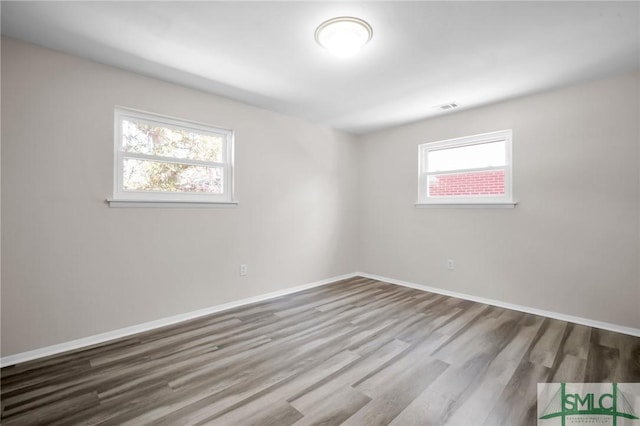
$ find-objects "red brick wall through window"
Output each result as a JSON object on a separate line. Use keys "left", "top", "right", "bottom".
{"left": 428, "top": 170, "right": 505, "bottom": 197}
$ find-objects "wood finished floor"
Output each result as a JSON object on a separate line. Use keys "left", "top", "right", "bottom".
{"left": 2, "top": 277, "right": 639, "bottom": 425}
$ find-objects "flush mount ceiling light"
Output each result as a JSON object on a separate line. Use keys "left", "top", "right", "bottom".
{"left": 315, "top": 16, "right": 373, "bottom": 58}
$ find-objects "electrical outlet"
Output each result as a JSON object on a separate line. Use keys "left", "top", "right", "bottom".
{"left": 447, "top": 259, "right": 454, "bottom": 270}
{"left": 240, "top": 264, "right": 247, "bottom": 276}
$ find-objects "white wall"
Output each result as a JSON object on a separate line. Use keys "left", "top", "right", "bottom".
{"left": 358, "top": 72, "right": 640, "bottom": 329}
{"left": 1, "top": 38, "right": 359, "bottom": 356}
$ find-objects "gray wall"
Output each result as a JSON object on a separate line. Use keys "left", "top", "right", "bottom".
{"left": 357, "top": 72, "right": 640, "bottom": 329}
{"left": 2, "top": 37, "right": 639, "bottom": 358}
{"left": 1, "top": 38, "right": 360, "bottom": 356}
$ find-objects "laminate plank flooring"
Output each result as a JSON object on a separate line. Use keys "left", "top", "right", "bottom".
{"left": 1, "top": 277, "right": 639, "bottom": 425}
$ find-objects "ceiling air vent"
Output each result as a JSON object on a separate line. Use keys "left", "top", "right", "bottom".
{"left": 437, "top": 102, "right": 458, "bottom": 111}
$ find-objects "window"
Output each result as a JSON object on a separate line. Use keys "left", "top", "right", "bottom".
{"left": 110, "top": 108, "right": 235, "bottom": 206}
{"left": 417, "top": 129, "right": 514, "bottom": 207}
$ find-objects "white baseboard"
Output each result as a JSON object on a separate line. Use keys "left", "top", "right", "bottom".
{"left": 357, "top": 272, "right": 640, "bottom": 338}
{"left": 0, "top": 272, "right": 358, "bottom": 367}
{"left": 3, "top": 271, "right": 638, "bottom": 367}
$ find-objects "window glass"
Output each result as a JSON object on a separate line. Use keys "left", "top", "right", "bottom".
{"left": 113, "top": 108, "right": 234, "bottom": 204}
{"left": 418, "top": 130, "right": 513, "bottom": 205}
{"left": 427, "top": 141, "right": 505, "bottom": 172}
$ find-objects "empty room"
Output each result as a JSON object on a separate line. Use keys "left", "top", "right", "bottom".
{"left": 1, "top": 1, "right": 639, "bottom": 425}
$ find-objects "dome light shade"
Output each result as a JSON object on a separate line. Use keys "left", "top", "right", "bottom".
{"left": 315, "top": 17, "right": 373, "bottom": 58}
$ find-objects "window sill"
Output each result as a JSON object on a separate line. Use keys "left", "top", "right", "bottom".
{"left": 415, "top": 201, "right": 517, "bottom": 209}
{"left": 106, "top": 199, "right": 239, "bottom": 208}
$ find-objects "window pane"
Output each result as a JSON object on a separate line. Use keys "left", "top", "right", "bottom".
{"left": 428, "top": 169, "right": 505, "bottom": 197}
{"left": 123, "top": 158, "right": 223, "bottom": 194}
{"left": 427, "top": 141, "right": 505, "bottom": 172}
{"left": 122, "top": 119, "right": 223, "bottom": 162}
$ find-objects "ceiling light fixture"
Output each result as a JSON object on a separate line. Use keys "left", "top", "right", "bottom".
{"left": 315, "top": 17, "right": 373, "bottom": 58}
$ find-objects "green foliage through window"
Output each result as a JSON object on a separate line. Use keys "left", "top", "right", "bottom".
{"left": 114, "top": 109, "right": 234, "bottom": 201}
{"left": 123, "top": 158, "right": 222, "bottom": 193}
{"left": 122, "top": 120, "right": 223, "bottom": 162}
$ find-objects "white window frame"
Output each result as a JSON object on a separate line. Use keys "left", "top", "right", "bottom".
{"left": 416, "top": 129, "right": 515, "bottom": 208}
{"left": 109, "top": 107, "right": 236, "bottom": 208}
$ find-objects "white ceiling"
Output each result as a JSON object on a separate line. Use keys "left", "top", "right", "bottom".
{"left": 2, "top": 1, "right": 639, "bottom": 134}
